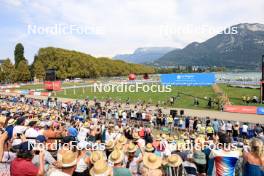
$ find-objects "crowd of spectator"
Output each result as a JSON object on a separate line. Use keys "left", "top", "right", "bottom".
{"left": 0, "top": 95, "right": 263, "bottom": 176}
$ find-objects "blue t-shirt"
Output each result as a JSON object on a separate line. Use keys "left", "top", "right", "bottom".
{"left": 212, "top": 121, "right": 219, "bottom": 132}
{"left": 5, "top": 125, "right": 14, "bottom": 140}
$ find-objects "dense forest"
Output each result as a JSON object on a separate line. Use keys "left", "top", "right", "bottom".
{"left": 0, "top": 43, "right": 155, "bottom": 83}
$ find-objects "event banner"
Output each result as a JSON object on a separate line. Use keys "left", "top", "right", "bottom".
{"left": 257, "top": 107, "right": 264, "bottom": 115}
{"left": 160, "top": 73, "right": 215, "bottom": 86}
{"left": 44, "top": 81, "right": 62, "bottom": 91}
{"left": 224, "top": 105, "right": 258, "bottom": 114}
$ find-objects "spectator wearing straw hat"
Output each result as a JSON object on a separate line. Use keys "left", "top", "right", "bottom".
{"left": 117, "top": 135, "right": 128, "bottom": 145}
{"left": 163, "top": 154, "right": 183, "bottom": 176}
{"left": 105, "top": 140, "right": 115, "bottom": 158}
{"left": 193, "top": 151, "right": 207, "bottom": 176}
{"left": 90, "top": 159, "right": 113, "bottom": 176}
{"left": 90, "top": 151, "right": 105, "bottom": 166}
{"left": 72, "top": 141, "right": 91, "bottom": 176}
{"left": 125, "top": 142, "right": 139, "bottom": 175}
{"left": 49, "top": 150, "right": 78, "bottom": 176}
{"left": 141, "top": 153, "right": 162, "bottom": 176}
{"left": 145, "top": 143, "right": 155, "bottom": 153}
{"left": 109, "top": 150, "right": 132, "bottom": 176}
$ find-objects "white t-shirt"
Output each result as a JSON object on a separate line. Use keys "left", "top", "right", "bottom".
{"left": 196, "top": 124, "right": 201, "bottom": 132}
{"left": 226, "top": 123, "right": 232, "bottom": 131}
{"left": 242, "top": 125, "right": 248, "bottom": 133}
{"left": 142, "top": 113, "right": 146, "bottom": 120}
{"left": 122, "top": 112, "right": 127, "bottom": 119}
{"left": 13, "top": 125, "right": 27, "bottom": 136}
{"left": 25, "top": 128, "right": 39, "bottom": 144}
{"left": 131, "top": 112, "right": 136, "bottom": 118}
{"left": 114, "top": 112, "right": 118, "bottom": 119}
{"left": 12, "top": 125, "right": 27, "bottom": 146}
{"left": 77, "top": 127, "right": 89, "bottom": 141}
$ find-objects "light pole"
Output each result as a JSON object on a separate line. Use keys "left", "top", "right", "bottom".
{"left": 261, "top": 55, "right": 264, "bottom": 104}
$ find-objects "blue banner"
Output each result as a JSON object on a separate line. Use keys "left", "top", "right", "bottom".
{"left": 257, "top": 107, "right": 264, "bottom": 115}
{"left": 160, "top": 73, "right": 215, "bottom": 86}
{"left": 20, "top": 90, "right": 29, "bottom": 95}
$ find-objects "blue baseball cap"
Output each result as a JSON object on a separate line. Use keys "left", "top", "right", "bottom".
{"left": 68, "top": 127, "right": 78, "bottom": 137}
{"left": 36, "top": 135, "right": 47, "bottom": 143}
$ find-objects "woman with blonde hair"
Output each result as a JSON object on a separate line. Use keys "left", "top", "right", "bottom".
{"left": 243, "top": 138, "right": 264, "bottom": 176}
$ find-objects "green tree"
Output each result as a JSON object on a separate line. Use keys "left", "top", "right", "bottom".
{"left": 0, "top": 59, "right": 17, "bottom": 83}
{"left": 32, "top": 59, "right": 45, "bottom": 80}
{"left": 16, "top": 60, "right": 30, "bottom": 82}
{"left": 36, "top": 47, "right": 155, "bottom": 79}
{"left": 14, "top": 43, "right": 26, "bottom": 68}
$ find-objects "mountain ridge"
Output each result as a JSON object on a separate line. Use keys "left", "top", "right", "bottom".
{"left": 155, "top": 23, "right": 264, "bottom": 69}
{"left": 114, "top": 47, "right": 176, "bottom": 64}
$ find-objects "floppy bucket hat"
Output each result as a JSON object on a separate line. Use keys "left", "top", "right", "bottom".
{"left": 193, "top": 151, "right": 206, "bottom": 165}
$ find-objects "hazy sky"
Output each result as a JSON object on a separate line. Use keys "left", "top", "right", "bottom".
{"left": 0, "top": 0, "right": 263, "bottom": 63}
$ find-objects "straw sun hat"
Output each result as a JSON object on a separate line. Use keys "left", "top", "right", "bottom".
{"left": 105, "top": 140, "right": 115, "bottom": 150}
{"left": 145, "top": 143, "right": 155, "bottom": 152}
{"left": 126, "top": 142, "right": 138, "bottom": 153}
{"left": 173, "top": 135, "right": 179, "bottom": 140}
{"left": 117, "top": 135, "right": 127, "bottom": 145}
{"left": 7, "top": 118, "right": 16, "bottom": 125}
{"left": 114, "top": 143, "right": 124, "bottom": 151}
{"left": 90, "top": 151, "right": 105, "bottom": 164}
{"left": 155, "top": 135, "right": 161, "bottom": 141}
{"left": 59, "top": 150, "right": 78, "bottom": 168}
{"left": 143, "top": 153, "right": 162, "bottom": 169}
{"left": 161, "top": 134, "right": 167, "bottom": 139}
{"left": 132, "top": 132, "right": 140, "bottom": 140}
{"left": 164, "top": 154, "right": 182, "bottom": 167}
{"left": 90, "top": 159, "right": 112, "bottom": 176}
{"left": 109, "top": 150, "right": 124, "bottom": 164}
